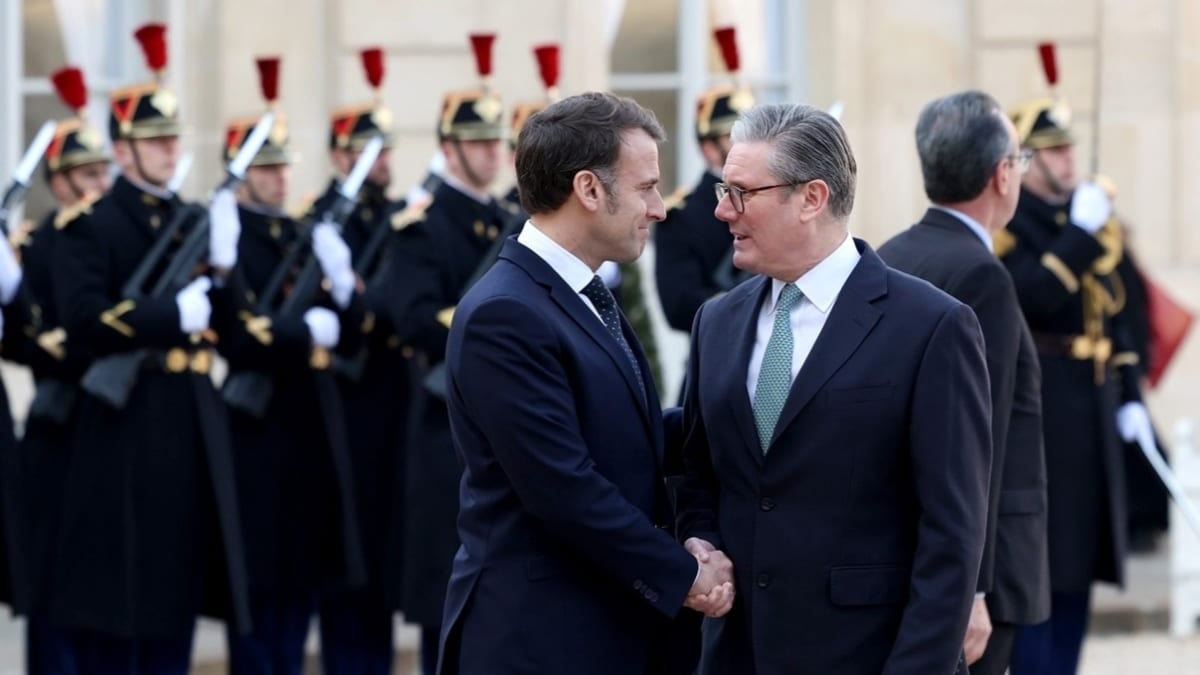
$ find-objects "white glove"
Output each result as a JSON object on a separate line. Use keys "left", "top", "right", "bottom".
{"left": 175, "top": 276, "right": 213, "bottom": 334}
{"left": 598, "top": 260, "right": 623, "bottom": 289}
{"left": 1069, "top": 181, "right": 1113, "bottom": 235}
{"left": 208, "top": 188, "right": 241, "bottom": 268}
{"left": 1116, "top": 401, "right": 1153, "bottom": 444}
{"left": 312, "top": 222, "right": 355, "bottom": 309}
{"left": 304, "top": 306, "right": 340, "bottom": 349}
{"left": 0, "top": 238, "right": 22, "bottom": 305}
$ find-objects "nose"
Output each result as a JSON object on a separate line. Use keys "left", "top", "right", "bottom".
{"left": 714, "top": 193, "right": 737, "bottom": 223}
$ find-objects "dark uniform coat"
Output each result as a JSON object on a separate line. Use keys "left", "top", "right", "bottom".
{"left": 46, "top": 175, "right": 251, "bottom": 637}
{"left": 13, "top": 211, "right": 92, "bottom": 617}
{"left": 654, "top": 171, "right": 738, "bottom": 333}
{"left": 313, "top": 180, "right": 413, "bottom": 612}
{"left": 1000, "top": 186, "right": 1141, "bottom": 591}
{"left": 387, "top": 181, "right": 512, "bottom": 624}
{"left": 219, "top": 204, "right": 366, "bottom": 598}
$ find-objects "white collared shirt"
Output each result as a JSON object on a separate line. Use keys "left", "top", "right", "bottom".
{"left": 930, "top": 205, "right": 992, "bottom": 252}
{"left": 746, "top": 233, "right": 861, "bottom": 400}
{"left": 517, "top": 220, "right": 605, "bottom": 321}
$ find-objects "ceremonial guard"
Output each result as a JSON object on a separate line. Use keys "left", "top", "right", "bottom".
{"left": 1002, "top": 44, "right": 1147, "bottom": 675}
{"left": 387, "top": 33, "right": 511, "bottom": 674}
{"left": 654, "top": 26, "right": 753, "bottom": 335}
{"left": 311, "top": 47, "right": 413, "bottom": 674}
{"left": 217, "top": 57, "right": 367, "bottom": 674}
{"left": 18, "top": 65, "right": 112, "bottom": 674}
{"left": 44, "top": 24, "right": 250, "bottom": 672}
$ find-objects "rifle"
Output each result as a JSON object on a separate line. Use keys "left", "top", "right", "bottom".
{"left": 221, "top": 134, "right": 385, "bottom": 418}
{"left": 420, "top": 207, "right": 527, "bottom": 399}
{"left": 0, "top": 121, "right": 57, "bottom": 237}
{"left": 79, "top": 112, "right": 276, "bottom": 409}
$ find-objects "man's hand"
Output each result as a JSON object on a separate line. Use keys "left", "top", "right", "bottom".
{"left": 684, "top": 537, "right": 735, "bottom": 618}
{"left": 1116, "top": 401, "right": 1152, "bottom": 444}
{"left": 312, "top": 222, "right": 355, "bottom": 309}
{"left": 963, "top": 595, "right": 992, "bottom": 665}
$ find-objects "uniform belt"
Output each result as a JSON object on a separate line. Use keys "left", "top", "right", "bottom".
{"left": 144, "top": 348, "right": 214, "bottom": 375}
{"left": 1030, "top": 332, "right": 1112, "bottom": 362}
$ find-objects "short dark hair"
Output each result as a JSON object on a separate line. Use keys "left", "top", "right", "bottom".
{"left": 731, "top": 103, "right": 858, "bottom": 220}
{"left": 915, "top": 90, "right": 1011, "bottom": 204}
{"left": 515, "top": 92, "right": 665, "bottom": 215}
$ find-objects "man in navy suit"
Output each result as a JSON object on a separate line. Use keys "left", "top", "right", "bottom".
{"left": 676, "top": 102, "right": 992, "bottom": 674}
{"left": 437, "top": 92, "right": 734, "bottom": 675}
{"left": 879, "top": 90, "right": 1051, "bottom": 675}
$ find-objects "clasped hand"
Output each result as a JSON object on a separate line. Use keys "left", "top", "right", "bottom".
{"left": 684, "top": 537, "right": 735, "bottom": 618}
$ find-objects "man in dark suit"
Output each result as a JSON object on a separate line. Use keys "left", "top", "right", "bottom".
{"left": 437, "top": 92, "right": 734, "bottom": 675}
{"left": 878, "top": 90, "right": 1050, "bottom": 674}
{"left": 677, "top": 102, "right": 992, "bottom": 675}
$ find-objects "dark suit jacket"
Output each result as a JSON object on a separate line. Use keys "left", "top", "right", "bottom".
{"left": 878, "top": 207, "right": 1049, "bottom": 624}
{"left": 678, "top": 239, "right": 991, "bottom": 675}
{"left": 438, "top": 238, "right": 698, "bottom": 675}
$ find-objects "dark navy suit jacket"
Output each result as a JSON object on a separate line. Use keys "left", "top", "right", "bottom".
{"left": 438, "top": 238, "right": 698, "bottom": 675}
{"left": 678, "top": 240, "right": 991, "bottom": 675}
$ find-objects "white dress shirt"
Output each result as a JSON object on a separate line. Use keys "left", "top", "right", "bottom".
{"left": 930, "top": 205, "right": 992, "bottom": 252}
{"left": 517, "top": 220, "right": 605, "bottom": 322}
{"left": 746, "top": 233, "right": 861, "bottom": 400}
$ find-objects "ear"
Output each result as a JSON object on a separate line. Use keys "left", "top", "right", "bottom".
{"left": 573, "top": 169, "right": 605, "bottom": 214}
{"left": 993, "top": 158, "right": 1014, "bottom": 197}
{"left": 797, "top": 179, "right": 831, "bottom": 219}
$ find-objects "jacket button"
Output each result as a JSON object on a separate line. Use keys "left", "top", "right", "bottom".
{"left": 756, "top": 573, "right": 770, "bottom": 589}
{"left": 760, "top": 497, "right": 775, "bottom": 511}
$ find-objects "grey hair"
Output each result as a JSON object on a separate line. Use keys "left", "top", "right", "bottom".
{"left": 729, "top": 103, "right": 857, "bottom": 219}
{"left": 915, "top": 90, "right": 1011, "bottom": 204}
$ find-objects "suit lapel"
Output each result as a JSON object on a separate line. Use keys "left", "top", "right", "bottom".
{"left": 768, "top": 240, "right": 887, "bottom": 448}
{"left": 719, "top": 277, "right": 771, "bottom": 465}
{"left": 500, "top": 241, "right": 653, "bottom": 430}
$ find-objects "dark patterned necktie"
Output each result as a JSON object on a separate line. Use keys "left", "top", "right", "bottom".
{"left": 581, "top": 275, "right": 646, "bottom": 403}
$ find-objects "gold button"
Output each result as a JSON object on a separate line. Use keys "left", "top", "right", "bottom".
{"left": 150, "top": 214, "right": 161, "bottom": 229}
{"left": 474, "top": 220, "right": 485, "bottom": 237}
{"left": 401, "top": 345, "right": 414, "bottom": 358}
{"left": 1055, "top": 211, "right": 1068, "bottom": 225}
{"left": 190, "top": 349, "right": 213, "bottom": 374}
{"left": 487, "top": 225, "right": 499, "bottom": 240}
{"left": 310, "top": 347, "right": 331, "bottom": 370}
{"left": 165, "top": 348, "right": 189, "bottom": 373}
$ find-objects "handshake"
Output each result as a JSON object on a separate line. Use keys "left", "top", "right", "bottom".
{"left": 684, "top": 537, "right": 735, "bottom": 618}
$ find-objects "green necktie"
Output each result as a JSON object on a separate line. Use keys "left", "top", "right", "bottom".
{"left": 752, "top": 283, "right": 802, "bottom": 452}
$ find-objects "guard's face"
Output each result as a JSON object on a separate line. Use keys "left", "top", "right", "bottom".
{"left": 244, "top": 163, "right": 291, "bottom": 210}
{"left": 592, "top": 128, "right": 664, "bottom": 265}
{"left": 1029, "top": 144, "right": 1076, "bottom": 197}
{"left": 127, "top": 135, "right": 180, "bottom": 186}
{"left": 54, "top": 161, "right": 112, "bottom": 205}
{"left": 447, "top": 139, "right": 502, "bottom": 190}
{"left": 366, "top": 147, "right": 392, "bottom": 189}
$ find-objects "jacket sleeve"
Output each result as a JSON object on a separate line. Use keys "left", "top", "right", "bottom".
{"left": 449, "top": 295, "right": 699, "bottom": 618}
{"left": 884, "top": 303, "right": 991, "bottom": 675}
{"left": 674, "top": 301, "right": 724, "bottom": 550}
{"left": 388, "top": 222, "right": 452, "bottom": 360}
{"left": 1002, "top": 224, "right": 1105, "bottom": 324}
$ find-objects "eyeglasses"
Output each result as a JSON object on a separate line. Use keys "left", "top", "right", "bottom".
{"left": 714, "top": 181, "right": 807, "bottom": 214}
{"left": 1004, "top": 148, "right": 1034, "bottom": 174}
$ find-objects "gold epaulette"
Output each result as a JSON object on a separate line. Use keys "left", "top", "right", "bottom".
{"left": 664, "top": 186, "right": 688, "bottom": 212}
{"left": 54, "top": 193, "right": 101, "bottom": 230}
{"left": 993, "top": 227, "right": 1017, "bottom": 258}
{"left": 391, "top": 201, "right": 430, "bottom": 231}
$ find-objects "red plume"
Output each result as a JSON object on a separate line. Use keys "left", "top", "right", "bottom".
{"left": 1038, "top": 42, "right": 1058, "bottom": 86}
{"left": 360, "top": 47, "right": 384, "bottom": 90}
{"left": 533, "top": 44, "right": 560, "bottom": 90}
{"left": 134, "top": 23, "right": 168, "bottom": 73}
{"left": 714, "top": 26, "right": 740, "bottom": 73}
{"left": 470, "top": 33, "right": 496, "bottom": 77}
{"left": 51, "top": 66, "right": 88, "bottom": 113}
{"left": 256, "top": 57, "right": 280, "bottom": 104}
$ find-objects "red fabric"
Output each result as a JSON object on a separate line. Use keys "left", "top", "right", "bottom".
{"left": 360, "top": 48, "right": 385, "bottom": 88}
{"left": 51, "top": 66, "right": 88, "bottom": 111}
{"left": 714, "top": 26, "right": 740, "bottom": 73}
{"left": 1143, "top": 270, "right": 1195, "bottom": 388}
{"left": 1038, "top": 42, "right": 1058, "bottom": 86}
{"left": 134, "top": 24, "right": 168, "bottom": 71}
{"left": 470, "top": 33, "right": 496, "bottom": 77}
{"left": 256, "top": 57, "right": 280, "bottom": 103}
{"left": 533, "top": 44, "right": 560, "bottom": 90}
